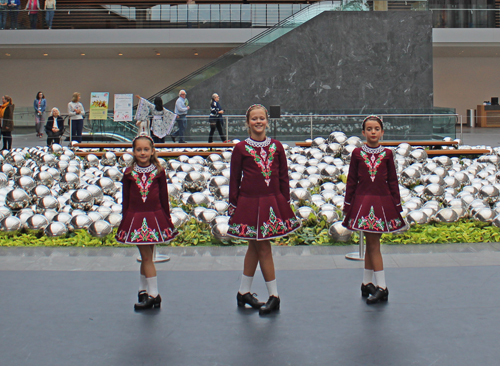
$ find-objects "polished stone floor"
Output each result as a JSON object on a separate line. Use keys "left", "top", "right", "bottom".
{"left": 1, "top": 244, "right": 500, "bottom": 366}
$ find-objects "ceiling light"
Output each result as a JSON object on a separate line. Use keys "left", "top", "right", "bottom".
{"left": 156, "top": 52, "right": 160, "bottom": 56}
{"left": 5, "top": 53, "right": 11, "bottom": 56}
{"left": 43, "top": 53, "right": 48, "bottom": 56}
{"left": 81, "top": 53, "right": 85, "bottom": 56}
{"left": 194, "top": 52, "right": 199, "bottom": 56}
{"left": 118, "top": 53, "right": 123, "bottom": 56}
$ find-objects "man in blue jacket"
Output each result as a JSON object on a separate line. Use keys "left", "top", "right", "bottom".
{"left": 7, "top": 0, "right": 20, "bottom": 29}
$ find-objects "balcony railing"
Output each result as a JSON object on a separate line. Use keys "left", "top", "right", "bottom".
{"left": 4, "top": 2, "right": 500, "bottom": 30}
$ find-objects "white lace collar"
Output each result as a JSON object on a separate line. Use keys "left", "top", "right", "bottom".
{"left": 133, "top": 164, "right": 156, "bottom": 173}
{"left": 245, "top": 137, "right": 271, "bottom": 148}
{"left": 361, "top": 145, "right": 384, "bottom": 154}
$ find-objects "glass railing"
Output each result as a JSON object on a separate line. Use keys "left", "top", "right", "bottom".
{"left": 104, "top": 3, "right": 312, "bottom": 28}
{"left": 13, "top": 108, "right": 457, "bottom": 142}
{"left": 181, "top": 113, "right": 458, "bottom": 142}
{"left": 0, "top": 4, "right": 316, "bottom": 30}
{"left": 429, "top": 7, "right": 497, "bottom": 28}
{"left": 83, "top": 112, "right": 456, "bottom": 143}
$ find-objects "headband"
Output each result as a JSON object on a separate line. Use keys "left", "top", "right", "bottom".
{"left": 246, "top": 104, "right": 269, "bottom": 117}
{"left": 133, "top": 134, "right": 155, "bottom": 145}
{"left": 362, "top": 115, "right": 383, "bottom": 124}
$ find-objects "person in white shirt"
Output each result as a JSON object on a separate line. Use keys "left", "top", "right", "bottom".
{"left": 68, "top": 92, "right": 85, "bottom": 143}
{"left": 171, "top": 89, "right": 189, "bottom": 143}
{"left": 44, "top": 0, "right": 55, "bottom": 29}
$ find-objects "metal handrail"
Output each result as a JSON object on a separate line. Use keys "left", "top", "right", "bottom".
{"left": 1, "top": 4, "right": 312, "bottom": 29}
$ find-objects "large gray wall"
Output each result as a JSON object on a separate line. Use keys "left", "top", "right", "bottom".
{"left": 170, "top": 11, "right": 433, "bottom": 114}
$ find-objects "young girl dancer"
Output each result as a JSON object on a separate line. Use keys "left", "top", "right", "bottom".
{"left": 227, "top": 104, "right": 300, "bottom": 315}
{"left": 342, "top": 115, "right": 406, "bottom": 304}
{"left": 116, "top": 135, "right": 178, "bottom": 310}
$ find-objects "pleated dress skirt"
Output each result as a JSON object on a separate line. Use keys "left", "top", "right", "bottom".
{"left": 227, "top": 193, "right": 301, "bottom": 241}
{"left": 116, "top": 210, "right": 178, "bottom": 245}
{"left": 342, "top": 194, "right": 407, "bottom": 233}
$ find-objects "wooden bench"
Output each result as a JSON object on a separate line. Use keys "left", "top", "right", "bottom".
{"left": 296, "top": 141, "right": 458, "bottom": 148}
{"left": 75, "top": 151, "right": 223, "bottom": 158}
{"left": 425, "top": 149, "right": 490, "bottom": 157}
{"left": 74, "top": 142, "right": 235, "bottom": 150}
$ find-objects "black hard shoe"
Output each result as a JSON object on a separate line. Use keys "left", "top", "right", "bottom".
{"left": 259, "top": 296, "right": 280, "bottom": 315}
{"left": 237, "top": 292, "right": 265, "bottom": 309}
{"left": 170, "top": 135, "right": 176, "bottom": 143}
{"left": 138, "top": 290, "right": 148, "bottom": 303}
{"left": 134, "top": 294, "right": 162, "bottom": 310}
{"left": 361, "top": 283, "right": 377, "bottom": 298}
{"left": 366, "top": 287, "right": 389, "bottom": 305}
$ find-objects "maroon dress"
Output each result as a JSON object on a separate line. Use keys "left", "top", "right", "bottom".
{"left": 227, "top": 137, "right": 300, "bottom": 241}
{"left": 116, "top": 164, "right": 178, "bottom": 244}
{"left": 342, "top": 145, "right": 406, "bottom": 233}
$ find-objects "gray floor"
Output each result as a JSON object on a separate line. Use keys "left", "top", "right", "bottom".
{"left": 3, "top": 128, "right": 500, "bottom": 366}
{"left": 1, "top": 245, "right": 500, "bottom": 366}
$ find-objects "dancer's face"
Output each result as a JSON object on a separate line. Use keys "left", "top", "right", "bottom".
{"left": 133, "top": 138, "right": 154, "bottom": 167}
{"left": 247, "top": 108, "right": 268, "bottom": 139}
{"left": 362, "top": 120, "right": 384, "bottom": 147}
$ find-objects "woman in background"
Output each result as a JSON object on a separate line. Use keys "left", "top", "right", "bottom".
{"left": 45, "top": 107, "right": 64, "bottom": 146}
{"left": 0, "top": 95, "right": 14, "bottom": 151}
{"left": 44, "top": 0, "right": 55, "bottom": 29}
{"left": 34, "top": 91, "right": 46, "bottom": 138}
{"left": 68, "top": 92, "right": 85, "bottom": 143}
{"left": 25, "top": 0, "right": 40, "bottom": 29}
{"left": 208, "top": 93, "right": 226, "bottom": 143}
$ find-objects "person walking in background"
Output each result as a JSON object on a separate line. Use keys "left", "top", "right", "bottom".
{"left": 45, "top": 107, "right": 64, "bottom": 146}
{"left": 0, "top": 95, "right": 14, "bottom": 150}
{"left": 208, "top": 93, "right": 226, "bottom": 143}
{"left": 25, "top": 0, "right": 40, "bottom": 29}
{"left": 171, "top": 89, "right": 189, "bottom": 143}
{"left": 342, "top": 115, "right": 406, "bottom": 305}
{"left": 7, "top": 0, "right": 20, "bottom": 29}
{"left": 44, "top": 0, "right": 55, "bottom": 29}
{"left": 68, "top": 92, "right": 85, "bottom": 143}
{"left": 34, "top": 91, "right": 46, "bottom": 138}
{"left": 0, "top": 0, "right": 8, "bottom": 30}
{"left": 135, "top": 95, "right": 176, "bottom": 143}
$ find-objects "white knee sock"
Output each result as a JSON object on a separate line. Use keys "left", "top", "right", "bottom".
{"left": 363, "top": 269, "right": 374, "bottom": 285}
{"left": 146, "top": 276, "right": 159, "bottom": 297}
{"left": 139, "top": 274, "right": 147, "bottom": 292}
{"left": 238, "top": 274, "right": 253, "bottom": 294}
{"left": 265, "top": 279, "right": 278, "bottom": 297}
{"left": 374, "top": 270, "right": 386, "bottom": 289}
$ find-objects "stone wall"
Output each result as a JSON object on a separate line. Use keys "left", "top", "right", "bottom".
{"left": 167, "top": 11, "right": 434, "bottom": 115}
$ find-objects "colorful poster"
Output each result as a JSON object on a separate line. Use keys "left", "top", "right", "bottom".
{"left": 89, "top": 92, "right": 109, "bottom": 120}
{"left": 114, "top": 94, "right": 133, "bottom": 122}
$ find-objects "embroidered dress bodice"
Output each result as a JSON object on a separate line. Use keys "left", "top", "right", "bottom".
{"left": 359, "top": 145, "right": 386, "bottom": 182}
{"left": 131, "top": 164, "right": 157, "bottom": 203}
{"left": 229, "top": 138, "right": 291, "bottom": 206}
{"left": 244, "top": 137, "right": 276, "bottom": 186}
